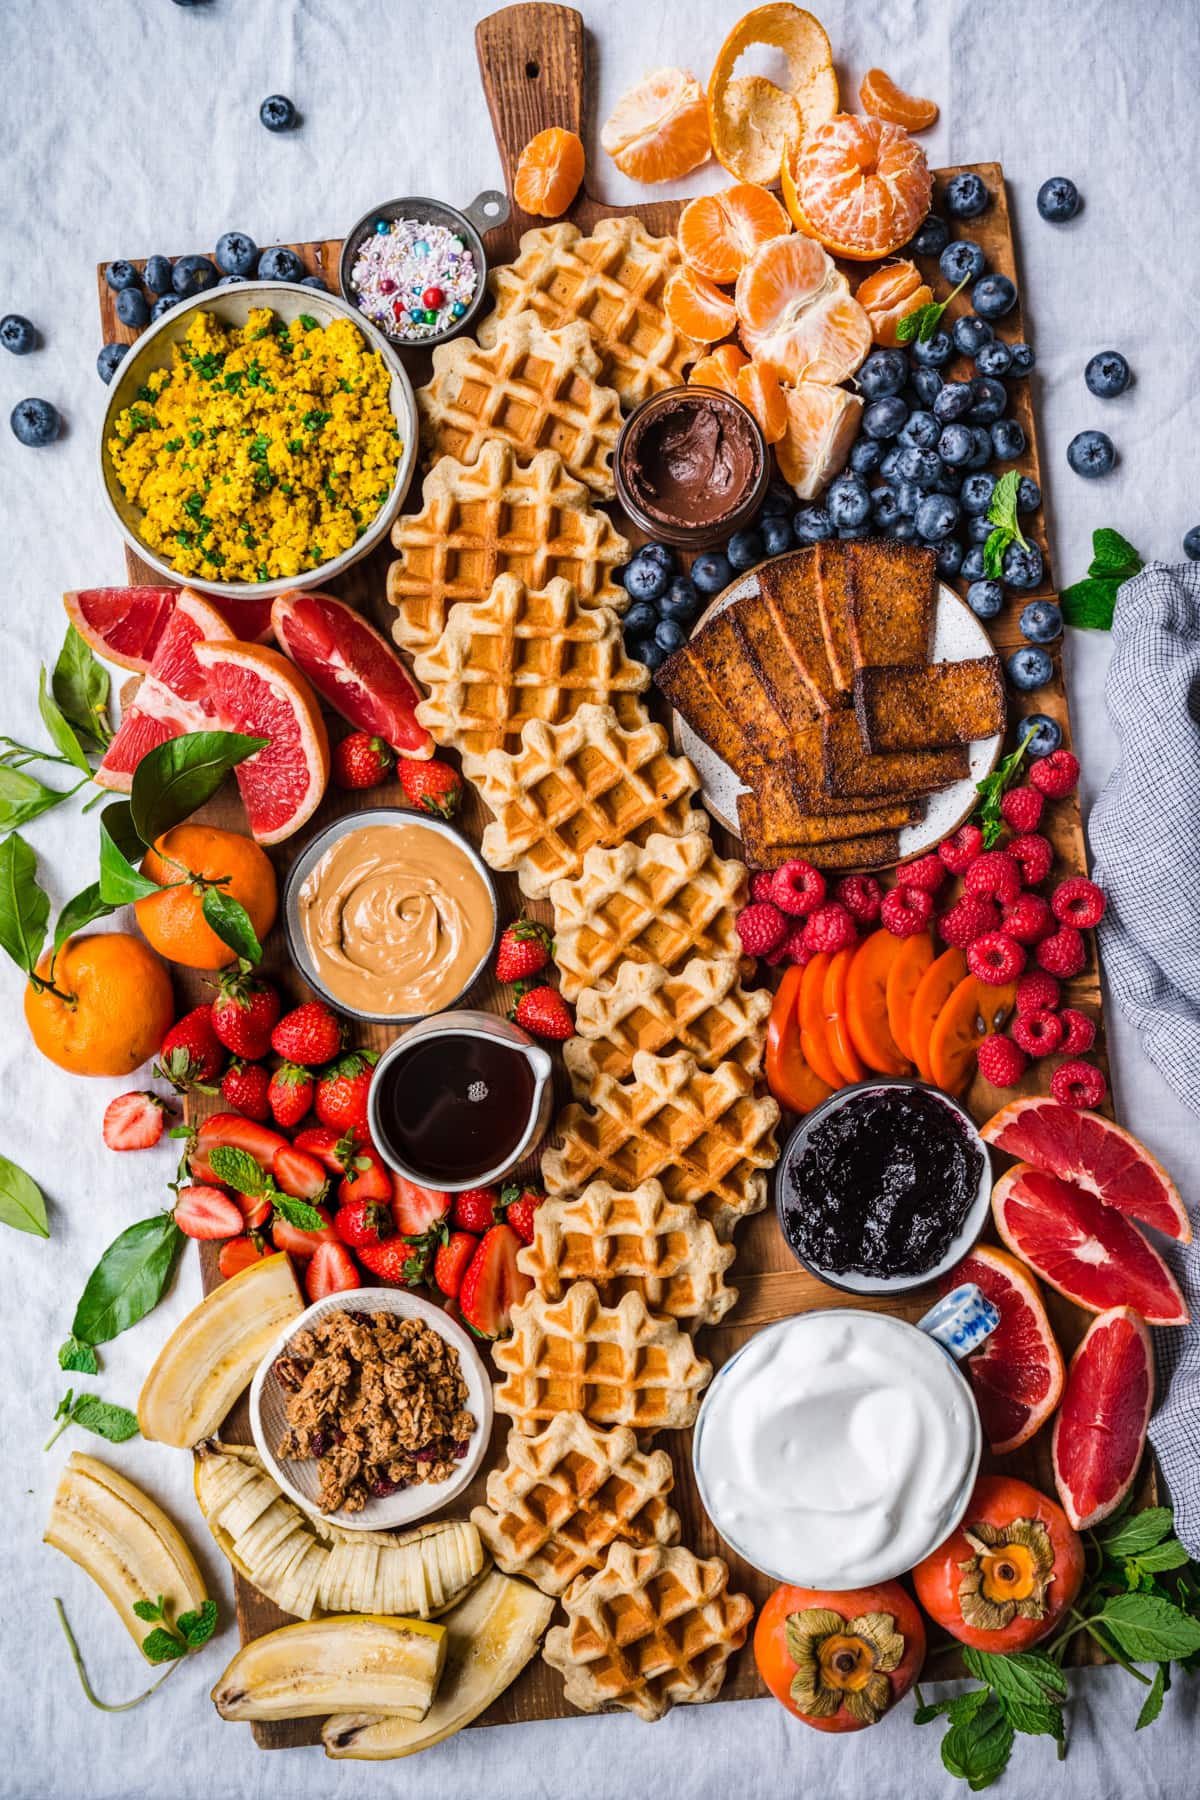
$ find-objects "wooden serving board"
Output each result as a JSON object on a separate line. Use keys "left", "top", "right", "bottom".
{"left": 96, "top": 0, "right": 1133, "bottom": 1752}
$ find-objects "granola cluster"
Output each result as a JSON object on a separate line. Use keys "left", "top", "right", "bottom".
{"left": 274, "top": 1309, "right": 476, "bottom": 1514}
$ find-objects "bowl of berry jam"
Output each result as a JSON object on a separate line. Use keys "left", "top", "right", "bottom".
{"left": 777, "top": 1079, "right": 992, "bottom": 1296}
{"left": 339, "top": 192, "right": 508, "bottom": 350}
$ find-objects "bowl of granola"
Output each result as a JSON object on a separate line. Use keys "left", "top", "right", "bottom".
{"left": 248, "top": 1289, "right": 492, "bottom": 1530}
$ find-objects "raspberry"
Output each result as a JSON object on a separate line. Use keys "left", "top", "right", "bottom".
{"left": 1003, "top": 892, "right": 1056, "bottom": 946}
{"left": 1051, "top": 876, "right": 1106, "bottom": 928}
{"left": 1029, "top": 749, "right": 1080, "bottom": 799}
{"left": 898, "top": 853, "right": 948, "bottom": 894}
{"left": 938, "top": 895, "right": 1000, "bottom": 948}
{"left": 1059, "top": 1007, "right": 1097, "bottom": 1055}
{"left": 766, "top": 920, "right": 814, "bottom": 967}
{"left": 964, "top": 850, "right": 1022, "bottom": 906}
{"left": 1016, "top": 970, "right": 1061, "bottom": 1015}
{"left": 1036, "top": 926, "right": 1087, "bottom": 978}
{"left": 939, "top": 822, "right": 984, "bottom": 874}
{"left": 835, "top": 874, "right": 883, "bottom": 924}
{"left": 750, "top": 870, "right": 776, "bottom": 903}
{"left": 976, "top": 1033, "right": 1028, "bottom": 1087}
{"left": 771, "top": 858, "right": 827, "bottom": 917}
{"left": 879, "top": 885, "right": 933, "bottom": 937}
{"left": 1007, "top": 833, "right": 1054, "bottom": 888}
{"left": 801, "top": 902, "right": 858, "bottom": 955}
{"left": 735, "top": 901, "right": 787, "bottom": 958}
{"left": 1000, "top": 785, "right": 1044, "bottom": 833}
{"left": 1050, "top": 1058, "right": 1108, "bottom": 1108}
{"left": 1011, "top": 1009, "right": 1066, "bottom": 1056}
{"left": 967, "top": 931, "right": 1027, "bottom": 985}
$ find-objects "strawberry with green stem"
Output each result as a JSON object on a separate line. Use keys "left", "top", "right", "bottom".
{"left": 332, "top": 732, "right": 394, "bottom": 790}
{"left": 268, "top": 1061, "right": 313, "bottom": 1130}
{"left": 154, "top": 1006, "right": 225, "bottom": 1093}
{"left": 510, "top": 981, "right": 573, "bottom": 1040}
{"left": 398, "top": 756, "right": 463, "bottom": 819}
{"left": 209, "top": 969, "right": 280, "bottom": 1059}
{"left": 495, "top": 917, "right": 554, "bottom": 984}
{"left": 314, "top": 1049, "right": 378, "bottom": 1133}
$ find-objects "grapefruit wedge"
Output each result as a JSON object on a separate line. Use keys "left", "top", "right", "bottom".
{"left": 1052, "top": 1307, "right": 1153, "bottom": 1529}
{"left": 944, "top": 1245, "right": 1064, "bottom": 1454}
{"left": 270, "top": 590, "right": 433, "bottom": 760}
{"left": 192, "top": 641, "right": 329, "bottom": 845}
{"left": 94, "top": 590, "right": 235, "bottom": 792}
{"left": 992, "top": 1165, "right": 1190, "bottom": 1327}
{"left": 64, "top": 586, "right": 179, "bottom": 672}
{"left": 982, "top": 1098, "right": 1190, "bottom": 1243}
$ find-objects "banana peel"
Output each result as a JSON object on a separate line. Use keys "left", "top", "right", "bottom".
{"left": 211, "top": 1614, "right": 447, "bottom": 1722}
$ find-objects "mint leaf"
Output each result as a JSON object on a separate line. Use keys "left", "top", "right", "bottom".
{"left": 141, "top": 1628, "right": 186, "bottom": 1664}
{"left": 201, "top": 888, "right": 262, "bottom": 964}
{"left": 1060, "top": 575, "right": 1118, "bottom": 630}
{"left": 0, "top": 1151, "right": 49, "bottom": 1238}
{"left": 941, "top": 1693, "right": 1015, "bottom": 1789}
{"left": 69, "top": 1394, "right": 139, "bottom": 1444}
{"left": 52, "top": 626, "right": 112, "bottom": 753}
{"left": 1089, "top": 527, "right": 1142, "bottom": 581}
{"left": 1130, "top": 1540, "right": 1192, "bottom": 1574}
{"left": 98, "top": 803, "right": 160, "bottom": 904}
{"left": 982, "top": 470, "right": 1030, "bottom": 582}
{"left": 271, "top": 1193, "right": 327, "bottom": 1232}
{"left": 974, "top": 721, "right": 1036, "bottom": 846}
{"left": 132, "top": 1597, "right": 165, "bottom": 1624}
{"left": 37, "top": 667, "right": 93, "bottom": 776}
{"left": 1096, "top": 1507, "right": 1173, "bottom": 1557}
{"left": 894, "top": 273, "right": 970, "bottom": 345}
{"left": 207, "top": 1145, "right": 267, "bottom": 1196}
{"left": 0, "top": 832, "right": 49, "bottom": 977}
{"left": 130, "top": 730, "right": 267, "bottom": 847}
{"left": 1136, "top": 1663, "right": 1168, "bottom": 1730}
{"left": 982, "top": 529, "right": 1007, "bottom": 581}
{"left": 962, "top": 1649, "right": 1066, "bottom": 1740}
{"left": 1100, "top": 1593, "right": 1200, "bottom": 1663}
{"left": 177, "top": 1599, "right": 218, "bottom": 1648}
{"left": 58, "top": 1335, "right": 98, "bottom": 1374}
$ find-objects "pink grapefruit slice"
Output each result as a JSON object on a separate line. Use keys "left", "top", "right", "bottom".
{"left": 94, "top": 590, "right": 235, "bottom": 792}
{"left": 192, "top": 641, "right": 329, "bottom": 845}
{"left": 63, "top": 586, "right": 178, "bottom": 672}
{"left": 1052, "top": 1306, "right": 1153, "bottom": 1529}
{"left": 943, "top": 1244, "right": 1064, "bottom": 1454}
{"left": 982, "top": 1098, "right": 1190, "bottom": 1243}
{"left": 992, "top": 1164, "right": 1189, "bottom": 1327}
{"left": 270, "top": 590, "right": 432, "bottom": 760}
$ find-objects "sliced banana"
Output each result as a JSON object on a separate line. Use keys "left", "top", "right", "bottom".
{"left": 211, "top": 1614, "right": 447, "bottom": 1722}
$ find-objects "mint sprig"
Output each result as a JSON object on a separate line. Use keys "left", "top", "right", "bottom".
{"left": 973, "top": 721, "right": 1037, "bottom": 847}
{"left": 894, "top": 273, "right": 970, "bottom": 345}
{"left": 982, "top": 471, "right": 1031, "bottom": 581}
{"left": 207, "top": 1143, "right": 327, "bottom": 1230}
{"left": 54, "top": 1592, "right": 219, "bottom": 1712}
{"left": 1060, "top": 526, "right": 1144, "bottom": 630}
{"left": 43, "top": 1388, "right": 139, "bottom": 1451}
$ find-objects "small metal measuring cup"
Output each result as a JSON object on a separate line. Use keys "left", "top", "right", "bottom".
{"left": 338, "top": 191, "right": 509, "bottom": 349}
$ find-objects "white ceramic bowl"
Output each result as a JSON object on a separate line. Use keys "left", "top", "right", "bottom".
{"left": 248, "top": 1287, "right": 493, "bottom": 1531}
{"left": 98, "top": 281, "right": 418, "bottom": 603}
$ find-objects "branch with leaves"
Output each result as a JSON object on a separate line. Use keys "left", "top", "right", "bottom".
{"left": 0, "top": 626, "right": 114, "bottom": 834}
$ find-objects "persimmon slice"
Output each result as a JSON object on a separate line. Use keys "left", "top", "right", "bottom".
{"left": 799, "top": 951, "right": 842, "bottom": 1090}
{"left": 845, "top": 930, "right": 910, "bottom": 1075}
{"left": 859, "top": 68, "right": 939, "bottom": 132}
{"left": 886, "top": 931, "right": 935, "bottom": 1062}
{"left": 677, "top": 183, "right": 790, "bottom": 284}
{"left": 928, "top": 976, "right": 1018, "bottom": 1095}
{"left": 909, "top": 947, "right": 968, "bottom": 1083}
{"left": 822, "top": 945, "right": 866, "bottom": 1084}
{"left": 767, "top": 966, "right": 834, "bottom": 1114}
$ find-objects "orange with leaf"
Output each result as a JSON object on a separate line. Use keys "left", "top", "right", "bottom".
{"left": 135, "top": 822, "right": 277, "bottom": 971}
{"left": 25, "top": 932, "right": 174, "bottom": 1078}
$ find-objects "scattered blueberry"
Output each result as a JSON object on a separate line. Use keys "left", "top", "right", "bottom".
{"left": 1067, "top": 429, "right": 1116, "bottom": 478}
{"left": 895, "top": 445, "right": 943, "bottom": 486}
{"left": 97, "top": 343, "right": 129, "bottom": 383}
{"left": 974, "top": 339, "right": 1013, "bottom": 378}
{"left": 960, "top": 472, "right": 997, "bottom": 515}
{"left": 655, "top": 618, "right": 686, "bottom": 654}
{"left": 966, "top": 579, "right": 1004, "bottom": 619}
{"left": 972, "top": 274, "right": 1017, "bottom": 321}
{"left": 104, "top": 261, "right": 140, "bottom": 293}
{"left": 1085, "top": 350, "right": 1131, "bottom": 399}
{"left": 932, "top": 464, "right": 962, "bottom": 495}
{"left": 911, "top": 214, "right": 950, "bottom": 257}
{"left": 862, "top": 396, "right": 909, "bottom": 439}
{"left": 260, "top": 94, "right": 298, "bottom": 132}
{"left": 1023, "top": 713, "right": 1063, "bottom": 757}
{"left": 899, "top": 409, "right": 940, "bottom": 450}
{"left": 623, "top": 545, "right": 675, "bottom": 603}
{"left": 1007, "top": 645, "right": 1053, "bottom": 690}
{"left": 961, "top": 545, "right": 987, "bottom": 581}
{"left": 1037, "top": 177, "right": 1080, "bottom": 224}
{"left": 991, "top": 418, "right": 1026, "bottom": 460}
{"left": 938, "top": 423, "right": 974, "bottom": 467}
{"left": 172, "top": 253, "right": 219, "bottom": 296}
{"left": 0, "top": 314, "right": 35, "bottom": 355}
{"left": 826, "top": 478, "right": 872, "bottom": 530}
{"left": 623, "top": 601, "right": 658, "bottom": 639}
{"left": 894, "top": 479, "right": 923, "bottom": 517}
{"left": 857, "top": 349, "right": 909, "bottom": 400}
{"left": 143, "top": 255, "right": 173, "bottom": 295}
{"left": 761, "top": 482, "right": 794, "bottom": 516}
{"left": 945, "top": 172, "right": 990, "bottom": 219}
{"left": 966, "top": 512, "right": 997, "bottom": 543}
{"left": 849, "top": 437, "right": 884, "bottom": 477}
{"left": 1020, "top": 599, "right": 1063, "bottom": 643}
{"left": 910, "top": 329, "right": 953, "bottom": 369}
{"left": 150, "top": 294, "right": 180, "bottom": 321}
{"left": 631, "top": 637, "right": 666, "bottom": 672}
{"left": 935, "top": 538, "right": 964, "bottom": 578}
{"left": 933, "top": 381, "right": 974, "bottom": 423}
{"left": 300, "top": 274, "right": 329, "bottom": 291}
{"left": 968, "top": 378, "right": 1008, "bottom": 425}
{"left": 1007, "top": 342, "right": 1036, "bottom": 377}
{"left": 879, "top": 447, "right": 904, "bottom": 482}
{"left": 1002, "top": 541, "right": 1045, "bottom": 589}
{"left": 1184, "top": 526, "right": 1200, "bottom": 561}
{"left": 939, "top": 239, "right": 987, "bottom": 286}
{"left": 1017, "top": 477, "right": 1041, "bottom": 513}
{"left": 115, "top": 286, "right": 150, "bottom": 329}
{"left": 953, "top": 314, "right": 993, "bottom": 358}
{"left": 761, "top": 514, "right": 793, "bottom": 556}
{"left": 257, "top": 245, "right": 304, "bottom": 282}
{"left": 966, "top": 426, "right": 995, "bottom": 469}
{"left": 910, "top": 366, "right": 944, "bottom": 407}
{"left": 726, "top": 527, "right": 764, "bottom": 571}
{"left": 10, "top": 398, "right": 60, "bottom": 446}
{"left": 916, "top": 493, "right": 960, "bottom": 542}
{"left": 871, "top": 486, "right": 904, "bottom": 527}
{"left": 215, "top": 231, "right": 259, "bottom": 277}
{"left": 691, "top": 549, "right": 734, "bottom": 593}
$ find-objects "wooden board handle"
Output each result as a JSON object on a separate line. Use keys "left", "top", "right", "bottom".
{"left": 475, "top": 4, "right": 586, "bottom": 200}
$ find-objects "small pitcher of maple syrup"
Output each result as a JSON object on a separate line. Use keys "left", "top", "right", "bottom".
{"left": 368, "top": 1009, "right": 555, "bottom": 1191}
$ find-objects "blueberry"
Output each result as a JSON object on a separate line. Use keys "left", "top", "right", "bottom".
{"left": 932, "top": 466, "right": 962, "bottom": 496}
{"left": 972, "top": 273, "right": 1018, "bottom": 321}
{"left": 761, "top": 480, "right": 794, "bottom": 516}
{"left": 961, "top": 545, "right": 987, "bottom": 581}
{"left": 938, "top": 423, "right": 974, "bottom": 467}
{"left": 933, "top": 381, "right": 974, "bottom": 423}
{"left": 725, "top": 527, "right": 762, "bottom": 571}
{"left": 945, "top": 172, "right": 990, "bottom": 219}
{"left": 104, "top": 260, "right": 140, "bottom": 293}
{"left": 968, "top": 377, "right": 1008, "bottom": 425}
{"left": 849, "top": 436, "right": 884, "bottom": 476}
{"left": 910, "top": 214, "right": 950, "bottom": 257}
{"left": 1007, "top": 342, "right": 1036, "bottom": 376}
{"left": 623, "top": 547, "right": 674, "bottom": 603}
{"left": 899, "top": 409, "right": 940, "bottom": 450}
{"left": 10, "top": 397, "right": 60, "bottom": 446}
{"left": 939, "top": 239, "right": 986, "bottom": 285}
{"left": 218, "top": 274, "right": 248, "bottom": 286}
{"left": 879, "top": 448, "right": 904, "bottom": 482}
{"left": 172, "top": 253, "right": 218, "bottom": 296}
{"left": 857, "top": 349, "right": 909, "bottom": 400}
{"left": 966, "top": 426, "right": 995, "bottom": 469}
{"left": 910, "top": 365, "right": 944, "bottom": 408}
{"left": 215, "top": 230, "right": 259, "bottom": 276}
{"left": 1020, "top": 599, "right": 1063, "bottom": 643}
{"left": 911, "top": 330, "right": 953, "bottom": 368}
{"left": 887, "top": 517, "right": 919, "bottom": 544}
{"left": 1037, "top": 177, "right": 1080, "bottom": 223}
{"left": 935, "top": 538, "right": 965, "bottom": 578}
{"left": 761, "top": 515, "right": 793, "bottom": 556}
{"left": 953, "top": 314, "right": 994, "bottom": 357}
{"left": 257, "top": 245, "right": 304, "bottom": 282}
{"left": 150, "top": 294, "right": 180, "bottom": 321}
{"left": 691, "top": 549, "right": 735, "bottom": 593}
{"left": 991, "top": 418, "right": 1026, "bottom": 461}
{"left": 1017, "top": 477, "right": 1041, "bottom": 513}
{"left": 960, "top": 471, "right": 997, "bottom": 515}
{"left": 96, "top": 343, "right": 129, "bottom": 384}
{"left": 1023, "top": 712, "right": 1063, "bottom": 757}
{"left": 143, "top": 255, "right": 173, "bottom": 295}
{"left": 1184, "top": 526, "right": 1200, "bottom": 561}
{"left": 115, "top": 286, "right": 150, "bottom": 329}
{"left": 827, "top": 479, "right": 873, "bottom": 530}
{"left": 871, "top": 486, "right": 903, "bottom": 527}
{"left": 1004, "top": 542, "right": 1045, "bottom": 590}
{"left": 916, "top": 492, "right": 960, "bottom": 542}
{"left": 967, "top": 512, "right": 996, "bottom": 543}
{"left": 966, "top": 579, "right": 1004, "bottom": 619}
{"left": 894, "top": 480, "right": 923, "bottom": 517}
{"left": 1067, "top": 429, "right": 1116, "bottom": 478}
{"left": 1085, "top": 350, "right": 1131, "bottom": 399}
{"left": 300, "top": 274, "right": 329, "bottom": 291}
{"left": 862, "top": 396, "right": 909, "bottom": 440}
{"left": 1007, "top": 645, "right": 1053, "bottom": 691}
{"left": 623, "top": 601, "right": 659, "bottom": 638}
{"left": 0, "top": 314, "right": 35, "bottom": 355}
{"left": 260, "top": 93, "right": 298, "bottom": 131}
{"left": 631, "top": 636, "right": 666, "bottom": 672}
{"left": 974, "top": 339, "right": 1013, "bottom": 378}
{"left": 895, "top": 445, "right": 943, "bottom": 487}
{"left": 640, "top": 543, "right": 677, "bottom": 578}
{"left": 654, "top": 618, "right": 686, "bottom": 654}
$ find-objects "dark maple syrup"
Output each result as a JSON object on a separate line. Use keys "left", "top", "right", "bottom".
{"left": 373, "top": 1032, "right": 536, "bottom": 1184}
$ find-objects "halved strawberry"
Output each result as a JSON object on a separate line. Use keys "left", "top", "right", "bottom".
{"left": 272, "top": 1142, "right": 331, "bottom": 1201}
{"left": 305, "top": 1241, "right": 362, "bottom": 1302}
{"left": 102, "top": 1091, "right": 169, "bottom": 1151}
{"left": 392, "top": 1177, "right": 450, "bottom": 1237}
{"left": 218, "top": 1233, "right": 268, "bottom": 1280}
{"left": 433, "top": 1230, "right": 478, "bottom": 1301}
{"left": 459, "top": 1223, "right": 532, "bottom": 1338}
{"left": 338, "top": 1143, "right": 394, "bottom": 1206}
{"left": 293, "top": 1122, "right": 356, "bottom": 1174}
{"left": 232, "top": 1189, "right": 272, "bottom": 1232}
{"left": 271, "top": 1201, "right": 337, "bottom": 1259}
{"left": 189, "top": 1113, "right": 287, "bottom": 1184}
{"left": 175, "top": 1185, "right": 243, "bottom": 1241}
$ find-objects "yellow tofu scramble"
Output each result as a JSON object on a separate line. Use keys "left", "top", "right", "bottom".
{"left": 107, "top": 307, "right": 402, "bottom": 582}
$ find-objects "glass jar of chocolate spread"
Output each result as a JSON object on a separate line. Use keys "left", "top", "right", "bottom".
{"left": 615, "top": 385, "right": 769, "bottom": 549}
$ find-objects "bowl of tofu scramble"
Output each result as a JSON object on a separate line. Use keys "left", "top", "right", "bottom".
{"left": 99, "top": 281, "right": 418, "bottom": 600}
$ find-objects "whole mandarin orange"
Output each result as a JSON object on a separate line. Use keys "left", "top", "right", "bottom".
{"left": 25, "top": 932, "right": 175, "bottom": 1077}
{"left": 134, "top": 823, "right": 277, "bottom": 970}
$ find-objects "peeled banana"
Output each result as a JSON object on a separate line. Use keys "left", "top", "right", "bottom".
{"left": 211, "top": 1614, "right": 447, "bottom": 1721}
{"left": 323, "top": 1569, "right": 553, "bottom": 1759}
{"left": 193, "top": 1440, "right": 486, "bottom": 1621}
{"left": 44, "top": 1451, "right": 208, "bottom": 1658}
{"left": 138, "top": 1252, "right": 303, "bottom": 1448}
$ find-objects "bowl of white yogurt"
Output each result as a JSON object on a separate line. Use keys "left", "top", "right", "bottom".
{"left": 691, "top": 1288, "right": 997, "bottom": 1590}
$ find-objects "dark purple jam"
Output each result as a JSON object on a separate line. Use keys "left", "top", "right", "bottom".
{"left": 782, "top": 1086, "right": 984, "bottom": 1278}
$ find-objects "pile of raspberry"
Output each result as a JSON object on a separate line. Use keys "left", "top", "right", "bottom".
{"left": 736, "top": 749, "right": 1108, "bottom": 1108}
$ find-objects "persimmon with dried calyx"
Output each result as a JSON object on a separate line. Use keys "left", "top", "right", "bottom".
{"left": 600, "top": 68, "right": 711, "bottom": 183}
{"left": 856, "top": 260, "right": 934, "bottom": 347}
{"left": 755, "top": 1580, "right": 926, "bottom": 1731}
{"left": 707, "top": 4, "right": 838, "bottom": 187}
{"left": 513, "top": 127, "right": 585, "bottom": 217}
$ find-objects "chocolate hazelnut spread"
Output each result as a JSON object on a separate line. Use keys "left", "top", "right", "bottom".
{"left": 619, "top": 389, "right": 764, "bottom": 534}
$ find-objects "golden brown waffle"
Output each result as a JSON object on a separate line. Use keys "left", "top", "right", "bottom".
{"left": 470, "top": 1412, "right": 679, "bottom": 1597}
{"left": 542, "top": 1049, "right": 779, "bottom": 1241}
{"left": 470, "top": 704, "right": 703, "bottom": 901}
{"left": 480, "top": 219, "right": 703, "bottom": 409}
{"left": 551, "top": 829, "right": 746, "bottom": 1002}
{"left": 517, "top": 1178, "right": 737, "bottom": 1329}
{"left": 543, "top": 1540, "right": 753, "bottom": 1720}
{"left": 416, "top": 313, "right": 623, "bottom": 498}
{"left": 491, "top": 1281, "right": 711, "bottom": 1439}
{"left": 566, "top": 956, "right": 770, "bottom": 1089}
{"left": 387, "top": 443, "right": 630, "bottom": 658}
{"left": 411, "top": 575, "right": 649, "bottom": 759}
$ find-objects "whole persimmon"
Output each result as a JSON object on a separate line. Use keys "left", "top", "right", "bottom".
{"left": 25, "top": 932, "right": 174, "bottom": 1077}
{"left": 755, "top": 1580, "right": 925, "bottom": 1732}
{"left": 135, "top": 823, "right": 277, "bottom": 970}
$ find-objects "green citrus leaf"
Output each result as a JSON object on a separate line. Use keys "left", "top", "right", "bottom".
{"left": 0, "top": 1151, "right": 49, "bottom": 1238}
{"left": 70, "top": 1213, "right": 182, "bottom": 1347}
{"left": 0, "top": 833, "right": 48, "bottom": 976}
{"left": 130, "top": 730, "right": 267, "bottom": 847}
{"left": 37, "top": 667, "right": 93, "bottom": 775}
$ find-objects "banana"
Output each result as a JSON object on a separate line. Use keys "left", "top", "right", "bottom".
{"left": 211, "top": 1614, "right": 447, "bottom": 1722}
{"left": 322, "top": 1569, "right": 553, "bottom": 1759}
{"left": 44, "top": 1451, "right": 208, "bottom": 1658}
{"left": 138, "top": 1253, "right": 303, "bottom": 1448}
{"left": 193, "top": 1441, "right": 486, "bottom": 1621}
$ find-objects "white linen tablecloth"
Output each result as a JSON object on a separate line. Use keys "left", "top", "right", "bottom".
{"left": 1, "top": 1, "right": 1198, "bottom": 1794}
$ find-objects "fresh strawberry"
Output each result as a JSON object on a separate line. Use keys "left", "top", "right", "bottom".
{"left": 155, "top": 1006, "right": 225, "bottom": 1092}
{"left": 220, "top": 1057, "right": 272, "bottom": 1122}
{"left": 294, "top": 1123, "right": 363, "bottom": 1175}
{"left": 356, "top": 1237, "right": 431, "bottom": 1287}
{"left": 268, "top": 1061, "right": 314, "bottom": 1129}
{"left": 188, "top": 1112, "right": 287, "bottom": 1184}
{"left": 338, "top": 1142, "right": 394, "bottom": 1206}
{"left": 270, "top": 1000, "right": 344, "bottom": 1066}
{"left": 494, "top": 917, "right": 554, "bottom": 984}
{"left": 218, "top": 1233, "right": 267, "bottom": 1280}
{"left": 102, "top": 1091, "right": 169, "bottom": 1151}
{"left": 272, "top": 1142, "right": 332, "bottom": 1201}
{"left": 231, "top": 1188, "right": 273, "bottom": 1232}
{"left": 458, "top": 1223, "right": 533, "bottom": 1338}
{"left": 511, "top": 982, "right": 574, "bottom": 1040}
{"left": 209, "top": 973, "right": 281, "bottom": 1060}
{"left": 398, "top": 755, "right": 463, "bottom": 819}
{"left": 433, "top": 1230, "right": 478, "bottom": 1300}
{"left": 392, "top": 1176, "right": 450, "bottom": 1237}
{"left": 306, "top": 1241, "right": 362, "bottom": 1301}
{"left": 271, "top": 1200, "right": 337, "bottom": 1259}
{"left": 501, "top": 1181, "right": 545, "bottom": 1245}
{"left": 334, "top": 1197, "right": 395, "bottom": 1250}
{"left": 452, "top": 1186, "right": 500, "bottom": 1233}
{"left": 175, "top": 1184, "right": 243, "bottom": 1241}
{"left": 332, "top": 732, "right": 394, "bottom": 790}
{"left": 314, "top": 1049, "right": 378, "bottom": 1133}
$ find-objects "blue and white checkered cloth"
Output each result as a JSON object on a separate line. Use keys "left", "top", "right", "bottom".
{"left": 1090, "top": 560, "right": 1200, "bottom": 1551}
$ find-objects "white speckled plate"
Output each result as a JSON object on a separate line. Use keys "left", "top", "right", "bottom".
{"left": 670, "top": 568, "right": 1003, "bottom": 867}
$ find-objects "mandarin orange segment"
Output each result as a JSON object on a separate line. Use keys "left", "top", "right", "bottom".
{"left": 781, "top": 113, "right": 933, "bottom": 260}
{"left": 736, "top": 360, "right": 787, "bottom": 444}
{"left": 663, "top": 266, "right": 739, "bottom": 344}
{"left": 687, "top": 341, "right": 749, "bottom": 395}
{"left": 929, "top": 976, "right": 1017, "bottom": 1095}
{"left": 677, "top": 184, "right": 791, "bottom": 284}
{"left": 707, "top": 4, "right": 838, "bottom": 186}
{"left": 885, "top": 930, "right": 935, "bottom": 1061}
{"left": 513, "top": 127, "right": 586, "bottom": 218}
{"left": 844, "top": 930, "right": 911, "bottom": 1075}
{"left": 860, "top": 68, "right": 939, "bottom": 132}
{"left": 855, "top": 259, "right": 933, "bottom": 347}
{"left": 775, "top": 379, "right": 863, "bottom": 499}
{"left": 822, "top": 945, "right": 866, "bottom": 1084}
{"left": 600, "top": 67, "right": 711, "bottom": 183}
{"left": 909, "top": 947, "right": 968, "bottom": 1082}
{"left": 735, "top": 233, "right": 872, "bottom": 384}
{"left": 799, "top": 950, "right": 843, "bottom": 1090}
